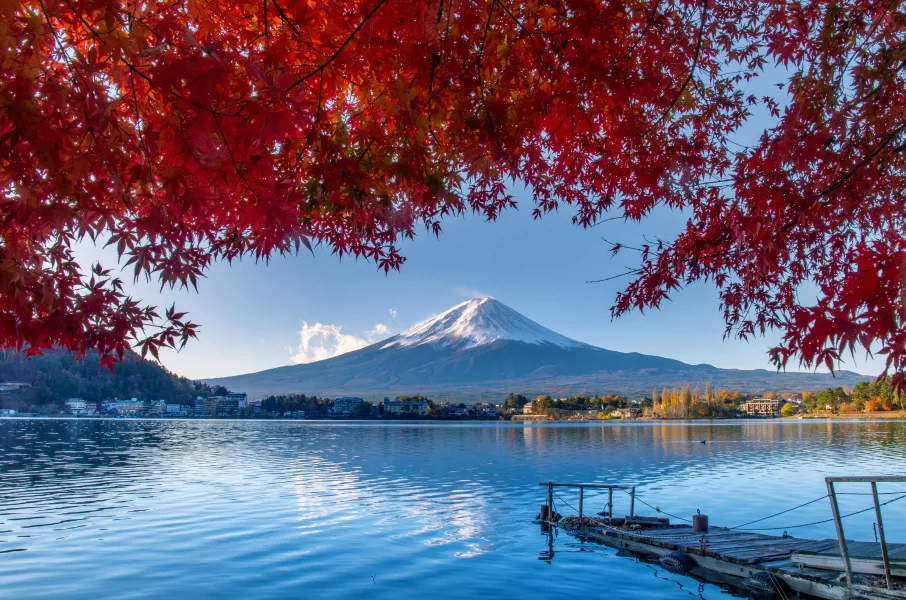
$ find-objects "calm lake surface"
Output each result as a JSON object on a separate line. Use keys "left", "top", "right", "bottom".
{"left": 1, "top": 419, "right": 905, "bottom": 599}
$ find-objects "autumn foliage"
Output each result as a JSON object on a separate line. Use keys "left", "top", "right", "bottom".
{"left": 1, "top": 0, "right": 905, "bottom": 376}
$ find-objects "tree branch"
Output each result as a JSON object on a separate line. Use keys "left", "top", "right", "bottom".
{"left": 285, "top": 0, "right": 387, "bottom": 93}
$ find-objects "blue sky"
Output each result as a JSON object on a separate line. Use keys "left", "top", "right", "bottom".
{"left": 76, "top": 192, "right": 882, "bottom": 380}
{"left": 72, "top": 63, "right": 884, "bottom": 381}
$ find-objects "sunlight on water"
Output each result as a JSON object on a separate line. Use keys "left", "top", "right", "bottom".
{"left": 1, "top": 419, "right": 904, "bottom": 599}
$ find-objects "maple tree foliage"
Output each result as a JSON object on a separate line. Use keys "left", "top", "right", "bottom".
{"left": 0, "top": 0, "right": 904, "bottom": 377}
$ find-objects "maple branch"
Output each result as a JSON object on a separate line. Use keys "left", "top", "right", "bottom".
{"left": 648, "top": 0, "right": 708, "bottom": 130}
{"left": 37, "top": 0, "right": 92, "bottom": 93}
{"left": 425, "top": 0, "right": 447, "bottom": 146}
{"left": 476, "top": 0, "right": 506, "bottom": 159}
{"left": 493, "top": 0, "right": 548, "bottom": 74}
{"left": 590, "top": 214, "right": 627, "bottom": 227}
{"left": 270, "top": 0, "right": 299, "bottom": 37}
{"left": 602, "top": 237, "right": 642, "bottom": 252}
{"left": 822, "top": 123, "right": 906, "bottom": 196}
{"left": 129, "top": 69, "right": 153, "bottom": 171}
{"left": 586, "top": 269, "right": 643, "bottom": 283}
{"left": 63, "top": 0, "right": 107, "bottom": 44}
{"left": 599, "top": 0, "right": 663, "bottom": 74}
{"left": 285, "top": 0, "right": 388, "bottom": 93}
{"left": 299, "top": 70, "right": 325, "bottom": 159}
{"left": 212, "top": 114, "right": 261, "bottom": 203}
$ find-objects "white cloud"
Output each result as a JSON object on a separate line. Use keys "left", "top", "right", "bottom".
{"left": 367, "top": 323, "right": 390, "bottom": 337}
{"left": 389, "top": 308, "right": 398, "bottom": 319}
{"left": 290, "top": 322, "right": 370, "bottom": 364}
{"left": 289, "top": 321, "right": 392, "bottom": 364}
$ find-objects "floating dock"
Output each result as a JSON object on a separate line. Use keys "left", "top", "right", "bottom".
{"left": 538, "top": 477, "right": 906, "bottom": 600}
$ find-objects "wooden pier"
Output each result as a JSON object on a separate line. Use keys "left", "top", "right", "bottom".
{"left": 538, "top": 477, "right": 906, "bottom": 600}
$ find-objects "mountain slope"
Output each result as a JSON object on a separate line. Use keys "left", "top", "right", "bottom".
{"left": 206, "top": 298, "right": 870, "bottom": 399}
{"left": 0, "top": 349, "right": 222, "bottom": 409}
{"left": 382, "top": 296, "right": 589, "bottom": 350}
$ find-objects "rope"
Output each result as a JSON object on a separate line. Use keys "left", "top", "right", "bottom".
{"left": 768, "top": 572, "right": 790, "bottom": 600}
{"left": 624, "top": 489, "right": 693, "bottom": 523}
{"left": 552, "top": 490, "right": 579, "bottom": 515}
{"left": 544, "top": 483, "right": 906, "bottom": 545}
{"left": 729, "top": 495, "right": 828, "bottom": 529}
{"left": 837, "top": 490, "right": 906, "bottom": 495}
{"left": 735, "top": 492, "right": 906, "bottom": 531}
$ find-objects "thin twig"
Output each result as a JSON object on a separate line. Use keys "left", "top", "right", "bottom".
{"left": 285, "top": 0, "right": 388, "bottom": 93}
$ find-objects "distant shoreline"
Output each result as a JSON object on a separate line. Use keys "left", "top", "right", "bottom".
{"left": 791, "top": 410, "right": 906, "bottom": 420}
{"left": 4, "top": 414, "right": 906, "bottom": 423}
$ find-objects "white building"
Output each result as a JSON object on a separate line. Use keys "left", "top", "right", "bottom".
{"left": 384, "top": 399, "right": 429, "bottom": 416}
{"left": 473, "top": 403, "right": 498, "bottom": 416}
{"left": 165, "top": 403, "right": 187, "bottom": 416}
{"left": 225, "top": 392, "right": 248, "bottom": 410}
{"left": 330, "top": 397, "right": 365, "bottom": 416}
{"left": 65, "top": 398, "right": 88, "bottom": 415}
{"left": 116, "top": 398, "right": 143, "bottom": 415}
{"left": 740, "top": 398, "right": 786, "bottom": 417}
{"left": 0, "top": 382, "right": 31, "bottom": 392}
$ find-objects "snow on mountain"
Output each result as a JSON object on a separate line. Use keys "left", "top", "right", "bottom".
{"left": 205, "top": 297, "right": 872, "bottom": 399}
{"left": 382, "top": 297, "right": 590, "bottom": 350}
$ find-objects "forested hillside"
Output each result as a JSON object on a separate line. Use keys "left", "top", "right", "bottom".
{"left": 0, "top": 350, "right": 221, "bottom": 409}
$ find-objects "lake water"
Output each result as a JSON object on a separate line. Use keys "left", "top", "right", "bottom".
{"left": 1, "top": 419, "right": 905, "bottom": 599}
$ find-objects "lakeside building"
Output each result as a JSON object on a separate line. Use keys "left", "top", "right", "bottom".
{"left": 609, "top": 404, "right": 642, "bottom": 419}
{"left": 165, "top": 403, "right": 187, "bottom": 416}
{"left": 740, "top": 398, "right": 786, "bottom": 417}
{"left": 65, "top": 398, "right": 87, "bottom": 415}
{"left": 473, "top": 403, "right": 499, "bottom": 417}
{"left": 0, "top": 408, "right": 17, "bottom": 416}
{"left": 216, "top": 397, "right": 239, "bottom": 417}
{"left": 0, "top": 382, "right": 31, "bottom": 393}
{"left": 608, "top": 402, "right": 642, "bottom": 419}
{"left": 85, "top": 402, "right": 97, "bottom": 415}
{"left": 330, "top": 397, "right": 364, "bottom": 416}
{"left": 194, "top": 397, "right": 204, "bottom": 414}
{"left": 116, "top": 398, "right": 143, "bottom": 415}
{"left": 523, "top": 402, "right": 535, "bottom": 415}
{"left": 202, "top": 397, "right": 220, "bottom": 416}
{"left": 225, "top": 392, "right": 248, "bottom": 410}
{"left": 385, "top": 398, "right": 429, "bottom": 416}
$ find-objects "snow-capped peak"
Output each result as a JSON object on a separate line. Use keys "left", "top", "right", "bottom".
{"left": 382, "top": 297, "right": 589, "bottom": 350}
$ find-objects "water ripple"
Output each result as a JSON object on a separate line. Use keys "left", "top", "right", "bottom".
{"left": 1, "top": 419, "right": 905, "bottom": 599}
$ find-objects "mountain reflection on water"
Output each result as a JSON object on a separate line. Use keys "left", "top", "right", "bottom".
{"left": 1, "top": 419, "right": 905, "bottom": 599}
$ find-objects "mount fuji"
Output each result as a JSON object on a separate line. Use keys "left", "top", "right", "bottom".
{"left": 206, "top": 297, "right": 869, "bottom": 399}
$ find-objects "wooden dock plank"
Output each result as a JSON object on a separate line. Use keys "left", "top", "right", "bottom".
{"left": 761, "top": 557, "right": 848, "bottom": 584}
{"left": 797, "top": 540, "right": 906, "bottom": 560}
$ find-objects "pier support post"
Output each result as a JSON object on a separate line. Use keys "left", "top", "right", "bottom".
{"left": 629, "top": 487, "right": 635, "bottom": 517}
{"left": 607, "top": 488, "right": 613, "bottom": 525}
{"left": 547, "top": 483, "right": 553, "bottom": 523}
{"left": 826, "top": 479, "right": 853, "bottom": 589}
{"left": 578, "top": 487, "right": 584, "bottom": 518}
{"left": 871, "top": 482, "right": 892, "bottom": 590}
